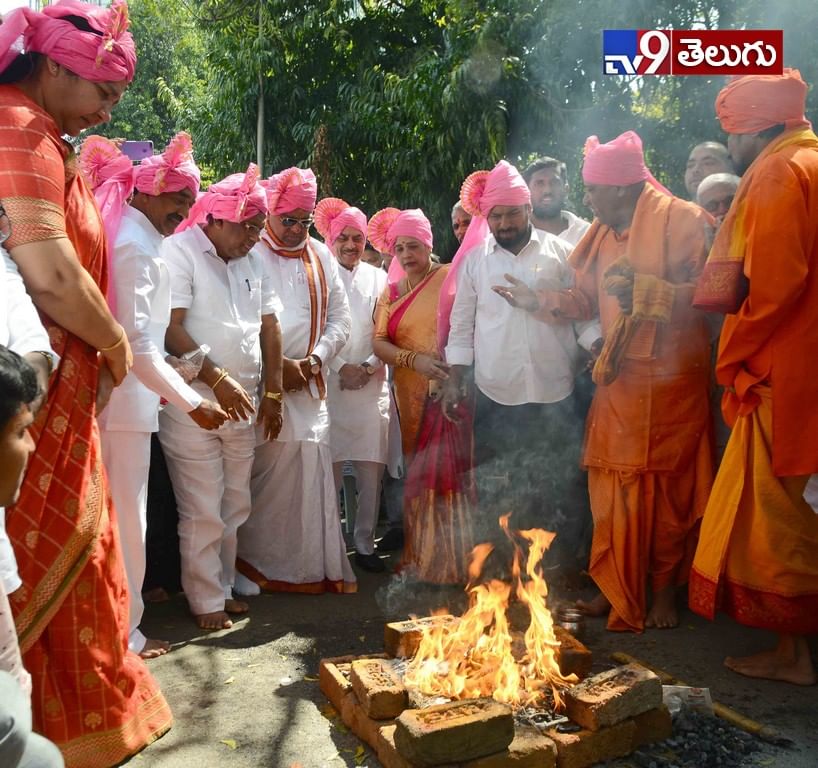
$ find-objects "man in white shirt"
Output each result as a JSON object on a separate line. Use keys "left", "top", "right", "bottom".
{"left": 93, "top": 135, "right": 228, "bottom": 657}
{"left": 523, "top": 157, "right": 591, "bottom": 247}
{"left": 236, "top": 168, "right": 356, "bottom": 595}
{"left": 443, "top": 160, "right": 586, "bottom": 565}
{"left": 160, "top": 165, "right": 283, "bottom": 631}
{"left": 315, "top": 198, "right": 390, "bottom": 573}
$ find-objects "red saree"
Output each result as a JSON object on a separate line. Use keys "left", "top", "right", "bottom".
{"left": 0, "top": 86, "right": 171, "bottom": 767}
{"left": 375, "top": 266, "right": 476, "bottom": 583}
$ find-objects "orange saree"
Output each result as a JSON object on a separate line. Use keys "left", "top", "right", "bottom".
{"left": 375, "top": 266, "right": 475, "bottom": 583}
{"left": 0, "top": 86, "right": 171, "bottom": 767}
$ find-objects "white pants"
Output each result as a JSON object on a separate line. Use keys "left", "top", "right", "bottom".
{"left": 100, "top": 429, "right": 150, "bottom": 654}
{"left": 332, "top": 461, "right": 384, "bottom": 555}
{"left": 158, "top": 411, "right": 256, "bottom": 615}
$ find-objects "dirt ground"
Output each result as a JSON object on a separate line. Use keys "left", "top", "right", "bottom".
{"left": 125, "top": 545, "right": 818, "bottom": 768}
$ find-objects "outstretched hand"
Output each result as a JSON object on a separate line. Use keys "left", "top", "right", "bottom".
{"left": 491, "top": 274, "right": 539, "bottom": 312}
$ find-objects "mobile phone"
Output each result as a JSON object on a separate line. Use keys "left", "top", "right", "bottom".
{"left": 121, "top": 140, "right": 154, "bottom": 162}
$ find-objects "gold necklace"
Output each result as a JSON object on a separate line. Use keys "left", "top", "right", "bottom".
{"left": 406, "top": 262, "right": 433, "bottom": 292}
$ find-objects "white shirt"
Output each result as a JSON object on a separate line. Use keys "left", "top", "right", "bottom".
{"left": 254, "top": 236, "right": 350, "bottom": 443}
{"left": 327, "top": 261, "right": 390, "bottom": 463}
{"left": 1, "top": 248, "right": 58, "bottom": 595}
{"left": 445, "top": 227, "right": 579, "bottom": 406}
{"left": 557, "top": 210, "right": 592, "bottom": 247}
{"left": 100, "top": 207, "right": 202, "bottom": 433}
{"left": 163, "top": 225, "right": 281, "bottom": 407}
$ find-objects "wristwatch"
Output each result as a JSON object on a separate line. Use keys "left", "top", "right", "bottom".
{"left": 361, "top": 362, "right": 375, "bottom": 376}
{"left": 264, "top": 391, "right": 283, "bottom": 402}
{"left": 308, "top": 354, "right": 321, "bottom": 375}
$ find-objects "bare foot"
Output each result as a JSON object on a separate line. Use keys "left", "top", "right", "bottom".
{"left": 142, "top": 587, "right": 170, "bottom": 603}
{"left": 645, "top": 586, "right": 678, "bottom": 629}
{"left": 196, "top": 611, "right": 233, "bottom": 630}
{"left": 576, "top": 592, "right": 611, "bottom": 617}
{"left": 224, "top": 598, "right": 249, "bottom": 615}
{"left": 725, "top": 635, "right": 816, "bottom": 686}
{"left": 139, "top": 637, "right": 171, "bottom": 659}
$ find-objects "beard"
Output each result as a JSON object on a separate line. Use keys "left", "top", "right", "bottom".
{"left": 495, "top": 224, "right": 532, "bottom": 252}
{"left": 532, "top": 200, "right": 562, "bottom": 219}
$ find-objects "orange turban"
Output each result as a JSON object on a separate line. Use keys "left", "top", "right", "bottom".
{"left": 716, "top": 68, "right": 810, "bottom": 135}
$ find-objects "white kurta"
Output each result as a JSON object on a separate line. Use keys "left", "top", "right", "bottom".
{"left": 238, "top": 236, "right": 355, "bottom": 591}
{"left": 327, "top": 261, "right": 390, "bottom": 464}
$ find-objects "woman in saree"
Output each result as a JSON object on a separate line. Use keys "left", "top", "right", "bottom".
{"left": 0, "top": 2, "right": 173, "bottom": 766}
{"left": 371, "top": 208, "right": 475, "bottom": 584}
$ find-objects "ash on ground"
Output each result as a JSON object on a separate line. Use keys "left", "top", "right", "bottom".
{"left": 599, "top": 710, "right": 786, "bottom": 768}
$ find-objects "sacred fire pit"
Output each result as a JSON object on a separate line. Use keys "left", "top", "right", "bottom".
{"left": 320, "top": 518, "right": 671, "bottom": 767}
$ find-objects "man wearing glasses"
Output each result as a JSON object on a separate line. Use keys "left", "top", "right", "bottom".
{"left": 236, "top": 167, "right": 355, "bottom": 596}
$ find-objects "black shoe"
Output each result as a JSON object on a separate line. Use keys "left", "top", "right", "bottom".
{"left": 376, "top": 528, "right": 404, "bottom": 552}
{"left": 355, "top": 552, "right": 387, "bottom": 573}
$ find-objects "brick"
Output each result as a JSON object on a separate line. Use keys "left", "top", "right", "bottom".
{"left": 394, "top": 698, "right": 514, "bottom": 767}
{"left": 546, "top": 719, "right": 636, "bottom": 768}
{"left": 563, "top": 663, "right": 662, "bottom": 731}
{"left": 384, "top": 615, "right": 457, "bottom": 659}
{"left": 459, "top": 725, "right": 557, "bottom": 768}
{"left": 318, "top": 653, "right": 387, "bottom": 712}
{"left": 553, "top": 626, "right": 593, "bottom": 680}
{"left": 377, "top": 724, "right": 417, "bottom": 768}
{"left": 350, "top": 658, "right": 408, "bottom": 720}
{"left": 631, "top": 705, "right": 673, "bottom": 749}
{"left": 340, "top": 689, "right": 396, "bottom": 752}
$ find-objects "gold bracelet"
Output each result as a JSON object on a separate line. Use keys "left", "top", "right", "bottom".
{"left": 33, "top": 350, "right": 55, "bottom": 376}
{"left": 211, "top": 369, "right": 230, "bottom": 389}
{"left": 99, "top": 328, "right": 125, "bottom": 353}
{"left": 264, "top": 391, "right": 283, "bottom": 402}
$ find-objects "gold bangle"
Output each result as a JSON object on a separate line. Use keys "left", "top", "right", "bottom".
{"left": 99, "top": 328, "right": 125, "bottom": 353}
{"left": 212, "top": 369, "right": 230, "bottom": 389}
{"left": 264, "top": 391, "right": 283, "bottom": 402}
{"left": 33, "top": 350, "right": 55, "bottom": 376}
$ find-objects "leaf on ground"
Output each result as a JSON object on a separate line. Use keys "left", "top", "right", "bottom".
{"left": 223, "top": 676, "right": 235, "bottom": 685}
{"left": 320, "top": 703, "right": 339, "bottom": 718}
{"left": 358, "top": 635, "right": 366, "bottom": 642}
{"left": 220, "top": 739, "right": 237, "bottom": 750}
{"left": 304, "top": 675, "right": 319, "bottom": 681}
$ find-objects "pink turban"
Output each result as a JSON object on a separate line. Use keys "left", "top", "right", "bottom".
{"left": 133, "top": 132, "right": 201, "bottom": 198}
{"left": 368, "top": 208, "right": 433, "bottom": 255}
{"left": 582, "top": 130, "right": 671, "bottom": 194}
{"left": 177, "top": 164, "right": 268, "bottom": 232}
{"left": 716, "top": 68, "right": 811, "bottom": 135}
{"left": 460, "top": 160, "right": 531, "bottom": 216}
{"left": 314, "top": 197, "right": 367, "bottom": 245}
{"left": 0, "top": 0, "right": 136, "bottom": 83}
{"left": 263, "top": 167, "right": 318, "bottom": 215}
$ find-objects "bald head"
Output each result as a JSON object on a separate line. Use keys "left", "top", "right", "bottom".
{"left": 696, "top": 172, "right": 740, "bottom": 226}
{"left": 684, "top": 142, "right": 735, "bottom": 198}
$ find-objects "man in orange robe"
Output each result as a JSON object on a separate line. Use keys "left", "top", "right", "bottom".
{"left": 689, "top": 69, "right": 818, "bottom": 686}
{"left": 502, "top": 132, "right": 714, "bottom": 631}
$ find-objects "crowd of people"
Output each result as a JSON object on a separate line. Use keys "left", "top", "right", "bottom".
{"left": 0, "top": 1, "right": 816, "bottom": 766}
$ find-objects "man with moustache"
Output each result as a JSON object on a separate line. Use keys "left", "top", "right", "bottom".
{"left": 695, "top": 172, "right": 740, "bottom": 228}
{"left": 87, "top": 134, "right": 228, "bottom": 655}
{"left": 315, "top": 198, "right": 390, "bottom": 572}
{"left": 684, "top": 141, "right": 735, "bottom": 199}
{"left": 443, "top": 160, "right": 585, "bottom": 566}
{"left": 236, "top": 168, "right": 355, "bottom": 595}
{"left": 160, "top": 164, "right": 283, "bottom": 631}
{"left": 523, "top": 156, "right": 590, "bottom": 246}
{"left": 451, "top": 201, "right": 472, "bottom": 245}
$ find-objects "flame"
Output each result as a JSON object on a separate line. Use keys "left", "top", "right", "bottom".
{"left": 403, "top": 515, "right": 577, "bottom": 709}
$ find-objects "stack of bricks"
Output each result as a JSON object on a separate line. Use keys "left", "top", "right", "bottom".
{"left": 318, "top": 616, "right": 672, "bottom": 768}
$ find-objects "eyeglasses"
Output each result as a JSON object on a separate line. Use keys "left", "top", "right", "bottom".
{"left": 0, "top": 204, "right": 10, "bottom": 245}
{"left": 280, "top": 216, "right": 314, "bottom": 230}
{"left": 241, "top": 221, "right": 263, "bottom": 236}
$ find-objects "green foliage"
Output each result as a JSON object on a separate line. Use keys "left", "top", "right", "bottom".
{"left": 107, "top": 0, "right": 818, "bottom": 257}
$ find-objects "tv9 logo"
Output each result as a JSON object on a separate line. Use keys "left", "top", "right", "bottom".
{"left": 603, "top": 29, "right": 783, "bottom": 76}
{"left": 603, "top": 30, "right": 672, "bottom": 75}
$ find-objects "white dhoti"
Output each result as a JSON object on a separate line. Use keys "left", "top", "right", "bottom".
{"left": 237, "top": 389, "right": 356, "bottom": 593}
{"left": 100, "top": 429, "right": 151, "bottom": 653}
{"left": 158, "top": 408, "right": 256, "bottom": 614}
{"left": 332, "top": 461, "right": 385, "bottom": 555}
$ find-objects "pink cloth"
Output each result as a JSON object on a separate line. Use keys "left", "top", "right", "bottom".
{"left": 716, "top": 68, "right": 811, "bottom": 134}
{"left": 0, "top": 0, "right": 136, "bottom": 83}
{"left": 460, "top": 160, "right": 530, "bottom": 217}
{"left": 78, "top": 135, "right": 134, "bottom": 313}
{"left": 314, "top": 197, "right": 367, "bottom": 245}
{"left": 368, "top": 207, "right": 434, "bottom": 285}
{"left": 582, "top": 130, "right": 671, "bottom": 194}
{"left": 133, "top": 131, "right": 201, "bottom": 197}
{"left": 177, "top": 164, "right": 267, "bottom": 231}
{"left": 263, "top": 167, "right": 317, "bottom": 215}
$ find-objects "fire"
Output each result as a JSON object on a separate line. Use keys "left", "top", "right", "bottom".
{"left": 403, "top": 514, "right": 577, "bottom": 709}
